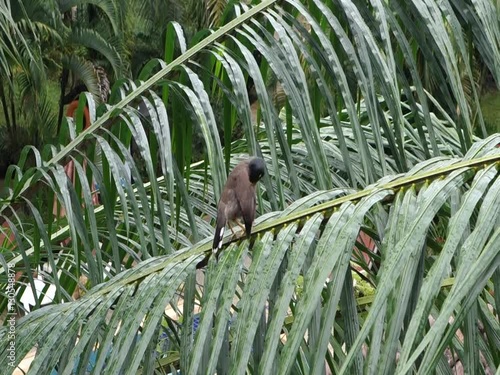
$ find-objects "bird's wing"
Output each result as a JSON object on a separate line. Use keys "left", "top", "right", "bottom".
{"left": 234, "top": 180, "right": 256, "bottom": 237}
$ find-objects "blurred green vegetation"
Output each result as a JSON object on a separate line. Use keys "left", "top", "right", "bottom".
{"left": 480, "top": 90, "right": 500, "bottom": 135}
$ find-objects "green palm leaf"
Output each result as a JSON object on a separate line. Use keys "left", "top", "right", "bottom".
{"left": 1, "top": 143, "right": 499, "bottom": 373}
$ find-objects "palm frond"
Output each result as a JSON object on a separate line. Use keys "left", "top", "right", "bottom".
{"left": 61, "top": 55, "right": 101, "bottom": 102}
{"left": 58, "top": 0, "right": 121, "bottom": 35}
{"left": 68, "top": 28, "right": 123, "bottom": 77}
{"left": 1, "top": 139, "right": 498, "bottom": 373}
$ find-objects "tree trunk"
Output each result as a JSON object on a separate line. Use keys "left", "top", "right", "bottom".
{"left": 0, "top": 82, "right": 12, "bottom": 131}
{"left": 57, "top": 68, "right": 69, "bottom": 135}
{"left": 9, "top": 83, "right": 16, "bottom": 133}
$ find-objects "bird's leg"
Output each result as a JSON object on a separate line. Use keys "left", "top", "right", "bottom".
{"left": 235, "top": 219, "right": 246, "bottom": 233}
{"left": 228, "top": 220, "right": 246, "bottom": 238}
{"left": 228, "top": 221, "right": 237, "bottom": 236}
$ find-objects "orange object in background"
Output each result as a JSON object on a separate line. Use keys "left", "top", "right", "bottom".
{"left": 0, "top": 221, "right": 15, "bottom": 250}
{"left": 53, "top": 100, "right": 99, "bottom": 218}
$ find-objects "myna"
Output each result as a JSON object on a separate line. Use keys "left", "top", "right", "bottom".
{"left": 212, "top": 157, "right": 266, "bottom": 253}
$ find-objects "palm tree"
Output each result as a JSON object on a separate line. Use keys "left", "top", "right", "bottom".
{"left": 52, "top": 0, "right": 124, "bottom": 132}
{"left": 1, "top": 0, "right": 499, "bottom": 374}
{"left": 0, "top": 0, "right": 57, "bottom": 173}
{"left": 0, "top": 0, "right": 124, "bottom": 177}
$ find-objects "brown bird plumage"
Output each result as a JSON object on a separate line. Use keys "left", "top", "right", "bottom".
{"left": 212, "top": 158, "right": 266, "bottom": 253}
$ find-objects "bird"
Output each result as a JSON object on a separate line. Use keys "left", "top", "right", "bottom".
{"left": 212, "top": 157, "right": 266, "bottom": 254}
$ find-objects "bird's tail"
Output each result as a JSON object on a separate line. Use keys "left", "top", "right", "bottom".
{"left": 212, "top": 215, "right": 226, "bottom": 255}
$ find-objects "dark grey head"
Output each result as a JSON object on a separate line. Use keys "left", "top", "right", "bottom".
{"left": 248, "top": 157, "right": 265, "bottom": 183}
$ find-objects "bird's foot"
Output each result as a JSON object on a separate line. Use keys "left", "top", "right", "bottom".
{"left": 235, "top": 220, "right": 246, "bottom": 233}
{"left": 228, "top": 220, "right": 246, "bottom": 239}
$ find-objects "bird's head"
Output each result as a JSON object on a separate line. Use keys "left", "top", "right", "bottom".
{"left": 248, "top": 157, "right": 266, "bottom": 183}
